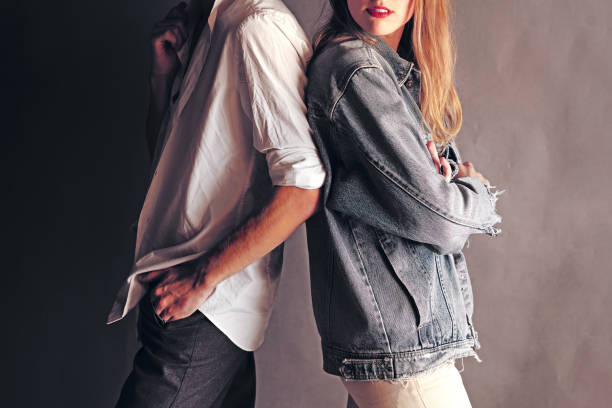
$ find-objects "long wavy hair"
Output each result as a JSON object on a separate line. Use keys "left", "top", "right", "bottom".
{"left": 315, "top": 0, "right": 462, "bottom": 145}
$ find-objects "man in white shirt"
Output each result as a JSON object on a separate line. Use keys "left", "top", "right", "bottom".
{"left": 110, "top": 1, "right": 325, "bottom": 406}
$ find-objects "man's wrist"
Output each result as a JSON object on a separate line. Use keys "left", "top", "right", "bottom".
{"left": 194, "top": 256, "right": 218, "bottom": 290}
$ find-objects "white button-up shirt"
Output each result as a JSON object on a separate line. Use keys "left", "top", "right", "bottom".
{"left": 107, "top": 0, "right": 325, "bottom": 351}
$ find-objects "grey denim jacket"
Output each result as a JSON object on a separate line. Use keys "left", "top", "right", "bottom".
{"left": 305, "top": 37, "right": 502, "bottom": 380}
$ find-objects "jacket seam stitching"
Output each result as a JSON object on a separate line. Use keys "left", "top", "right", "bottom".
{"left": 326, "top": 244, "right": 335, "bottom": 337}
{"left": 375, "top": 231, "right": 427, "bottom": 330}
{"left": 366, "top": 157, "right": 489, "bottom": 229}
{"left": 330, "top": 66, "right": 491, "bottom": 231}
{"left": 435, "top": 255, "right": 456, "bottom": 339}
{"left": 330, "top": 65, "right": 488, "bottom": 232}
{"left": 330, "top": 64, "right": 379, "bottom": 121}
{"left": 323, "top": 338, "right": 475, "bottom": 358}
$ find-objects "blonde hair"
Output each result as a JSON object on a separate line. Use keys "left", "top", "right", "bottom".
{"left": 315, "top": 0, "right": 462, "bottom": 145}
{"left": 411, "top": 0, "right": 462, "bottom": 144}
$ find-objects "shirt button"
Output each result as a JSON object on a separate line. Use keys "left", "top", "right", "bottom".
{"left": 406, "top": 80, "right": 414, "bottom": 87}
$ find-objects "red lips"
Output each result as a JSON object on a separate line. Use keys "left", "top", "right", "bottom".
{"left": 366, "top": 6, "right": 393, "bottom": 18}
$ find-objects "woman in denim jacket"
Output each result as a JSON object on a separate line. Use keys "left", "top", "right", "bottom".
{"left": 305, "top": 1, "right": 502, "bottom": 406}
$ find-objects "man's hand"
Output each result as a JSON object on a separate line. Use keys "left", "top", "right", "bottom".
{"left": 137, "top": 261, "right": 215, "bottom": 323}
{"left": 136, "top": 186, "right": 319, "bottom": 322}
{"left": 151, "top": 2, "right": 189, "bottom": 77}
{"left": 146, "top": 2, "right": 190, "bottom": 157}
{"left": 426, "top": 140, "right": 491, "bottom": 186}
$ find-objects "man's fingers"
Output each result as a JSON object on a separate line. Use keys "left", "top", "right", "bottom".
{"left": 161, "top": 307, "right": 175, "bottom": 322}
{"left": 137, "top": 269, "right": 167, "bottom": 282}
{"left": 152, "top": 19, "right": 188, "bottom": 40}
{"left": 153, "top": 284, "right": 168, "bottom": 297}
{"left": 155, "top": 296, "right": 172, "bottom": 317}
{"left": 159, "top": 269, "right": 180, "bottom": 286}
{"left": 426, "top": 141, "right": 441, "bottom": 173}
{"left": 440, "top": 157, "right": 452, "bottom": 182}
{"left": 152, "top": 26, "right": 187, "bottom": 46}
{"left": 157, "top": 29, "right": 186, "bottom": 50}
{"left": 166, "top": 2, "right": 188, "bottom": 19}
{"left": 160, "top": 304, "right": 182, "bottom": 323}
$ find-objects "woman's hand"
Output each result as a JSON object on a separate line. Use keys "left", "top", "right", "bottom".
{"left": 151, "top": 2, "right": 189, "bottom": 77}
{"left": 426, "top": 141, "right": 490, "bottom": 186}
{"left": 455, "top": 161, "right": 490, "bottom": 186}
{"left": 426, "top": 141, "right": 452, "bottom": 182}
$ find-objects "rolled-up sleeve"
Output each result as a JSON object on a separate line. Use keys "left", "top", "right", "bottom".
{"left": 236, "top": 12, "right": 325, "bottom": 189}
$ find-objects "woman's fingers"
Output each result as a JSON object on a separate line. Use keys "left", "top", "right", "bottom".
{"left": 426, "top": 141, "right": 453, "bottom": 182}
{"left": 440, "top": 157, "right": 452, "bottom": 182}
{"left": 456, "top": 161, "right": 491, "bottom": 186}
{"left": 426, "top": 141, "right": 441, "bottom": 173}
{"left": 479, "top": 173, "right": 490, "bottom": 186}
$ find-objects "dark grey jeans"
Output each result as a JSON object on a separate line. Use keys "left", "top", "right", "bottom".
{"left": 116, "top": 295, "right": 255, "bottom": 408}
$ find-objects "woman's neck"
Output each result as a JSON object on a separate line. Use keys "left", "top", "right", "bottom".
{"left": 380, "top": 25, "right": 405, "bottom": 51}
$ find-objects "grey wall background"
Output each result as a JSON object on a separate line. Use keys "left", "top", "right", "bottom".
{"left": 6, "top": 0, "right": 611, "bottom": 407}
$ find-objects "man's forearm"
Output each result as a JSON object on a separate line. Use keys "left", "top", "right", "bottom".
{"left": 145, "top": 75, "right": 174, "bottom": 158}
{"left": 198, "top": 186, "right": 320, "bottom": 288}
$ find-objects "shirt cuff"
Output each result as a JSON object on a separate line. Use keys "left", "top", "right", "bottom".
{"left": 266, "top": 147, "right": 326, "bottom": 189}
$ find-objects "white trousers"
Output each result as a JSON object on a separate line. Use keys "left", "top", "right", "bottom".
{"left": 342, "top": 362, "right": 472, "bottom": 408}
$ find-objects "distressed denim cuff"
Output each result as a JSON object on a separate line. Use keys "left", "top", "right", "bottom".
{"left": 454, "top": 176, "right": 504, "bottom": 236}
{"left": 483, "top": 183, "right": 504, "bottom": 236}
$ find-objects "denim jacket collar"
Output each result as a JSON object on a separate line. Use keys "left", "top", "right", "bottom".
{"left": 370, "top": 35, "right": 415, "bottom": 87}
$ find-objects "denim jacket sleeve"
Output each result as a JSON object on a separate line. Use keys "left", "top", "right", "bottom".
{"left": 326, "top": 66, "right": 502, "bottom": 254}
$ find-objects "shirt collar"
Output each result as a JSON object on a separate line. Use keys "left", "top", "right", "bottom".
{"left": 177, "top": 0, "right": 225, "bottom": 64}
{"left": 205, "top": 0, "right": 224, "bottom": 35}
{"left": 370, "top": 35, "right": 415, "bottom": 87}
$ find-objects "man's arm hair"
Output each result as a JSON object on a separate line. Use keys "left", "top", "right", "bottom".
{"left": 197, "top": 186, "right": 320, "bottom": 288}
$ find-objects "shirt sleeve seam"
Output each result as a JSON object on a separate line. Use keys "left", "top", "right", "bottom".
{"left": 235, "top": 8, "right": 303, "bottom": 48}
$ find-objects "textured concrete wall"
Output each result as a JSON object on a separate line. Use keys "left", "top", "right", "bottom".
{"left": 452, "top": 1, "right": 612, "bottom": 407}
{"left": 259, "top": 1, "right": 612, "bottom": 407}
{"left": 8, "top": 0, "right": 610, "bottom": 407}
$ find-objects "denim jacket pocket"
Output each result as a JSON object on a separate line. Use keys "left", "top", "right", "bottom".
{"left": 375, "top": 230, "right": 433, "bottom": 329}
{"left": 452, "top": 253, "right": 472, "bottom": 314}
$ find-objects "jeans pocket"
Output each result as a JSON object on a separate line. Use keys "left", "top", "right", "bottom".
{"left": 145, "top": 294, "right": 203, "bottom": 330}
{"left": 165, "top": 311, "right": 203, "bottom": 329}
{"left": 141, "top": 294, "right": 167, "bottom": 328}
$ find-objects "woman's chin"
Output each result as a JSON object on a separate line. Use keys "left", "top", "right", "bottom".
{"left": 359, "top": 24, "right": 399, "bottom": 38}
